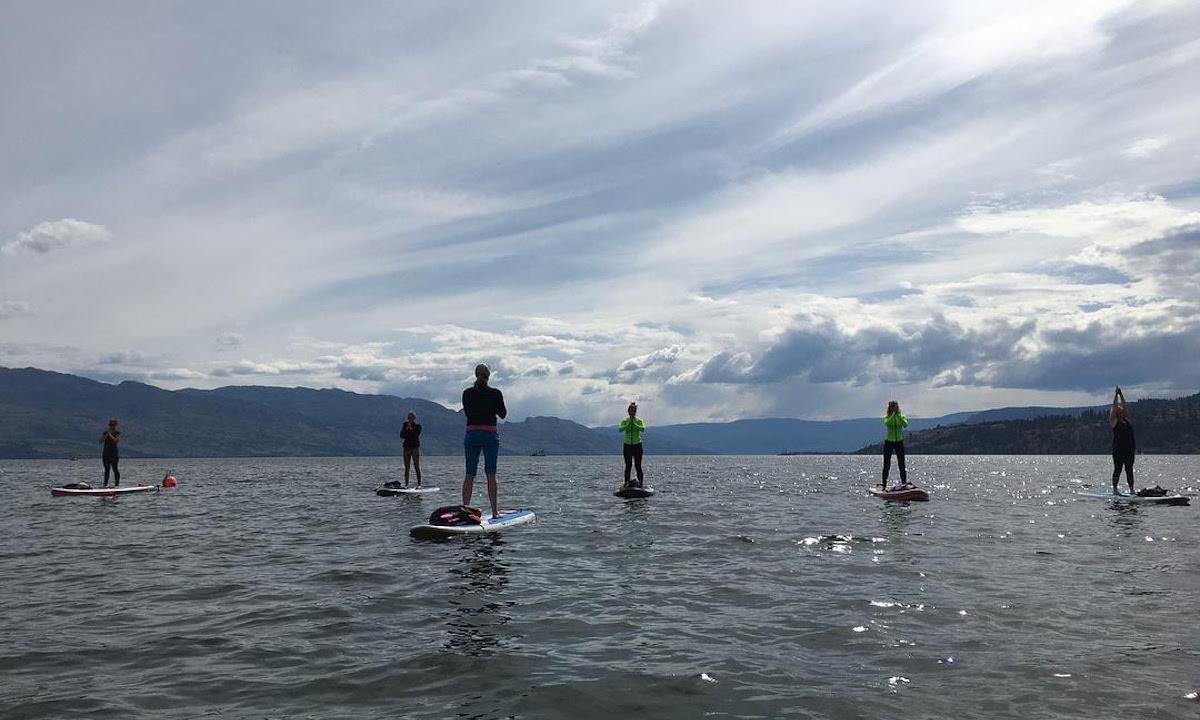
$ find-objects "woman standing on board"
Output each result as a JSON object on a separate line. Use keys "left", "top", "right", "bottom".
{"left": 619, "top": 402, "right": 646, "bottom": 488}
{"left": 400, "top": 411, "right": 423, "bottom": 488}
{"left": 1109, "top": 386, "right": 1136, "bottom": 495}
{"left": 881, "top": 401, "right": 908, "bottom": 490}
{"left": 100, "top": 418, "right": 121, "bottom": 487}
{"left": 462, "top": 364, "right": 506, "bottom": 519}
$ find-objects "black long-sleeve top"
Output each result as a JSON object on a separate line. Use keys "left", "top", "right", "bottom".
{"left": 462, "top": 386, "right": 506, "bottom": 427}
{"left": 400, "top": 422, "right": 421, "bottom": 448}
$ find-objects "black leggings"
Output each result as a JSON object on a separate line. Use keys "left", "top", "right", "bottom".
{"left": 623, "top": 443, "right": 644, "bottom": 486}
{"left": 882, "top": 440, "right": 906, "bottom": 485}
{"left": 403, "top": 447, "right": 422, "bottom": 484}
{"left": 1111, "top": 453, "right": 1134, "bottom": 492}
{"left": 103, "top": 456, "right": 120, "bottom": 486}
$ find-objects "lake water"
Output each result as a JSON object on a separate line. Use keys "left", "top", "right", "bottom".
{"left": 2, "top": 455, "right": 1198, "bottom": 719}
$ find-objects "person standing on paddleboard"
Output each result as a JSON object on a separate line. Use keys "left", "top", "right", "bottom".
{"left": 462, "top": 364, "right": 506, "bottom": 519}
{"left": 881, "top": 401, "right": 908, "bottom": 491}
{"left": 100, "top": 418, "right": 121, "bottom": 487}
{"left": 619, "top": 402, "right": 646, "bottom": 488}
{"left": 401, "top": 411, "right": 423, "bottom": 488}
{"left": 1109, "top": 386, "right": 1136, "bottom": 495}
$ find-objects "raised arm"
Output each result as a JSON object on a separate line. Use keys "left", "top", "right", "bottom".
{"left": 1109, "top": 386, "right": 1121, "bottom": 428}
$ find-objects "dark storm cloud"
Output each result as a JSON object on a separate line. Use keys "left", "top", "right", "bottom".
{"left": 985, "top": 311, "right": 1200, "bottom": 391}
{"left": 691, "top": 314, "right": 1033, "bottom": 386}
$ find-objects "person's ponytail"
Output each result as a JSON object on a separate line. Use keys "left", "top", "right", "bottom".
{"left": 474, "top": 363, "right": 491, "bottom": 388}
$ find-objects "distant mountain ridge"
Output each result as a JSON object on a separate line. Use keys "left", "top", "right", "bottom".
{"left": 0, "top": 367, "right": 707, "bottom": 459}
{"left": 652, "top": 405, "right": 1097, "bottom": 454}
{"left": 855, "top": 393, "right": 1200, "bottom": 454}
{"left": 0, "top": 366, "right": 1154, "bottom": 458}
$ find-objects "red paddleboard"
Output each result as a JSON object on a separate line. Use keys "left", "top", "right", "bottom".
{"left": 869, "top": 484, "right": 930, "bottom": 501}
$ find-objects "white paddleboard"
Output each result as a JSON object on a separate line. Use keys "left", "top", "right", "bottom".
{"left": 410, "top": 509, "right": 536, "bottom": 539}
{"left": 377, "top": 486, "right": 440, "bottom": 496}
{"left": 1079, "top": 490, "right": 1189, "bottom": 506}
{"left": 51, "top": 484, "right": 158, "bottom": 498}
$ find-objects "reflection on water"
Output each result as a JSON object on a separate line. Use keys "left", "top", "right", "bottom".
{"left": 443, "top": 536, "right": 513, "bottom": 657}
{"left": 878, "top": 501, "right": 916, "bottom": 537}
{"left": 617, "top": 499, "right": 656, "bottom": 552}
{"left": 1106, "top": 502, "right": 1144, "bottom": 537}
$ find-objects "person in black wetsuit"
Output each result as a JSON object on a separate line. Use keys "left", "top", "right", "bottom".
{"left": 1109, "top": 386, "right": 1136, "bottom": 495}
{"left": 462, "top": 364, "right": 506, "bottom": 519}
{"left": 100, "top": 418, "right": 121, "bottom": 487}
{"left": 400, "top": 411, "right": 423, "bottom": 488}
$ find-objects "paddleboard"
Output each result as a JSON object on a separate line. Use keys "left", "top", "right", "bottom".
{"left": 376, "top": 486, "right": 440, "bottom": 496}
{"left": 869, "top": 484, "right": 930, "bottom": 501}
{"left": 1079, "top": 490, "right": 1188, "bottom": 506}
{"left": 409, "top": 509, "right": 536, "bottom": 539}
{"left": 614, "top": 484, "right": 655, "bottom": 499}
{"left": 51, "top": 484, "right": 158, "bottom": 498}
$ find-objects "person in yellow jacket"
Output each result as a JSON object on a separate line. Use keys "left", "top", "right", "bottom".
{"left": 881, "top": 400, "right": 909, "bottom": 490}
{"left": 618, "top": 402, "right": 646, "bottom": 488}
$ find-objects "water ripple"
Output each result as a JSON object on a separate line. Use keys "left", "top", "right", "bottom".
{"left": 1, "top": 455, "right": 1197, "bottom": 719}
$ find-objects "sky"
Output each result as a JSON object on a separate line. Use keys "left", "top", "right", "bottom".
{"left": 2, "top": 0, "right": 1199, "bottom": 424}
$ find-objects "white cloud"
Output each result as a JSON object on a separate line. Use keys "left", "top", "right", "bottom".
{"left": 617, "top": 345, "right": 683, "bottom": 372}
{"left": 955, "top": 196, "right": 1200, "bottom": 245}
{"left": 1122, "top": 136, "right": 1170, "bottom": 159}
{"left": 771, "top": 0, "right": 1129, "bottom": 144}
{"left": 3, "top": 219, "right": 111, "bottom": 255}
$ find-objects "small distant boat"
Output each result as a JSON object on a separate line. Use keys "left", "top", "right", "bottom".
{"left": 530, "top": 449, "right": 546, "bottom": 457}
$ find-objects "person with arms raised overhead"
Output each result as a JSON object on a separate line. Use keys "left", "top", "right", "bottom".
{"left": 618, "top": 402, "right": 646, "bottom": 488}
{"left": 100, "top": 418, "right": 121, "bottom": 488}
{"left": 400, "top": 411, "right": 423, "bottom": 488}
{"left": 462, "top": 364, "right": 506, "bottom": 519}
{"left": 881, "top": 401, "right": 908, "bottom": 491}
{"left": 1109, "top": 386, "right": 1136, "bottom": 495}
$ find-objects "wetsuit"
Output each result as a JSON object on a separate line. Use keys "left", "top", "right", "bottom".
{"left": 101, "top": 430, "right": 120, "bottom": 487}
{"left": 462, "top": 385, "right": 506, "bottom": 476}
{"left": 619, "top": 416, "right": 645, "bottom": 487}
{"left": 882, "top": 413, "right": 907, "bottom": 488}
{"left": 401, "top": 422, "right": 422, "bottom": 485}
{"left": 1111, "top": 417, "right": 1136, "bottom": 493}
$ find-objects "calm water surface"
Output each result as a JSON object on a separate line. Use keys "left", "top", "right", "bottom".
{"left": 2, "top": 455, "right": 1198, "bottom": 719}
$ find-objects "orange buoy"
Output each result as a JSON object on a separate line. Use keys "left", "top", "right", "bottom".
{"left": 161, "top": 474, "right": 177, "bottom": 488}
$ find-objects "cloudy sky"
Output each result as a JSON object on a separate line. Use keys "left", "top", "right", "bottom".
{"left": 2, "top": 0, "right": 1199, "bottom": 424}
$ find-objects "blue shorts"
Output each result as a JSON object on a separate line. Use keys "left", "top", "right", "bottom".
{"left": 464, "top": 429, "right": 499, "bottom": 475}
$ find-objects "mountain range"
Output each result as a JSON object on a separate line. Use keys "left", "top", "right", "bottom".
{"left": 858, "top": 392, "right": 1200, "bottom": 454}
{"left": 0, "top": 367, "right": 706, "bottom": 458}
{"left": 651, "top": 404, "right": 1098, "bottom": 455}
{"left": 0, "top": 366, "right": 1173, "bottom": 459}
